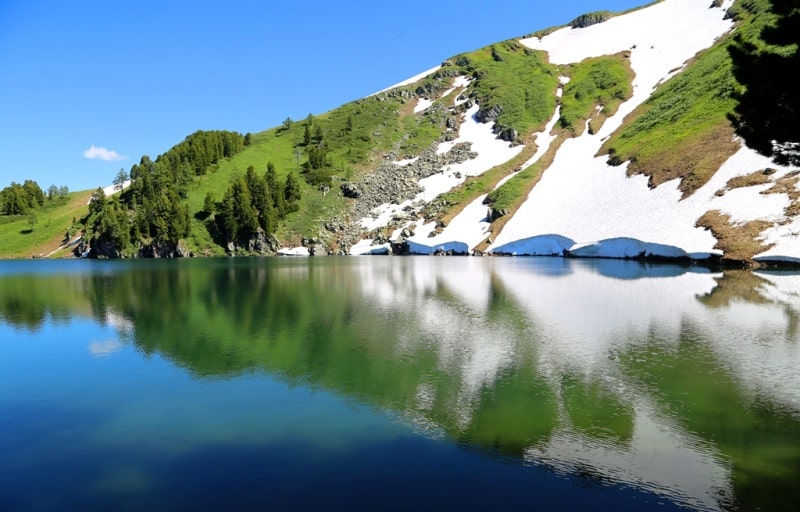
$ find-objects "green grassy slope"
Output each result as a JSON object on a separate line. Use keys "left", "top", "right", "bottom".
{"left": 0, "top": 190, "right": 92, "bottom": 259}
{"left": 599, "top": 0, "right": 775, "bottom": 197}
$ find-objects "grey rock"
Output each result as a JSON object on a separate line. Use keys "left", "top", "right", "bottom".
{"left": 476, "top": 104, "right": 503, "bottom": 123}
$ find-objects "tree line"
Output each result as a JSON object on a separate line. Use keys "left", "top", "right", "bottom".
{"left": 1, "top": 180, "right": 68, "bottom": 216}
{"left": 84, "top": 129, "right": 302, "bottom": 256}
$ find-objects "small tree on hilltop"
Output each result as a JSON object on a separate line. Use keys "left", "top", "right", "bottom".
{"left": 114, "top": 168, "right": 128, "bottom": 192}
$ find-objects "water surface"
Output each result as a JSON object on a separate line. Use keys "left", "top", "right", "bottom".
{"left": 1, "top": 257, "right": 799, "bottom": 511}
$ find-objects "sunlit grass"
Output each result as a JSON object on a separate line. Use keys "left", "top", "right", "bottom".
{"left": 0, "top": 191, "right": 92, "bottom": 258}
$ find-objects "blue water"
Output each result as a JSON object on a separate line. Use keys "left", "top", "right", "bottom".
{"left": 2, "top": 257, "right": 798, "bottom": 511}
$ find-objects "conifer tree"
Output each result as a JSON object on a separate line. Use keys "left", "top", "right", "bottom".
{"left": 266, "top": 162, "right": 285, "bottom": 217}
{"left": 284, "top": 172, "right": 301, "bottom": 213}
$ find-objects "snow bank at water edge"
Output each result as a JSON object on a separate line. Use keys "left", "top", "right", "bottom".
{"left": 277, "top": 247, "right": 310, "bottom": 256}
{"left": 490, "top": 234, "right": 575, "bottom": 256}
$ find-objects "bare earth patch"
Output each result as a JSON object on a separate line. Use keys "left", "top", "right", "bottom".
{"left": 695, "top": 209, "right": 773, "bottom": 263}
{"left": 714, "top": 168, "right": 775, "bottom": 196}
{"left": 762, "top": 170, "right": 800, "bottom": 220}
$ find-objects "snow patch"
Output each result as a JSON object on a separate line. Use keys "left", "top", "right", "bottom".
{"left": 277, "top": 247, "right": 310, "bottom": 256}
{"left": 414, "top": 97, "right": 433, "bottom": 114}
{"left": 350, "top": 239, "right": 391, "bottom": 255}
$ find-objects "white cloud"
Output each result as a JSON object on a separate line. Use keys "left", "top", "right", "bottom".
{"left": 83, "top": 145, "right": 126, "bottom": 161}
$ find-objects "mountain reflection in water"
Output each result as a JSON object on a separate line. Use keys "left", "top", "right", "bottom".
{"left": 1, "top": 257, "right": 798, "bottom": 512}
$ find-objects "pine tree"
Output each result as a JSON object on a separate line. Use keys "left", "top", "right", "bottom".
{"left": 203, "top": 191, "right": 216, "bottom": 216}
{"left": 266, "top": 162, "right": 285, "bottom": 218}
{"left": 246, "top": 166, "right": 274, "bottom": 233}
{"left": 284, "top": 172, "right": 301, "bottom": 213}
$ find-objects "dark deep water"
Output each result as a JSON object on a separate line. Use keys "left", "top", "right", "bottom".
{"left": 1, "top": 256, "right": 799, "bottom": 511}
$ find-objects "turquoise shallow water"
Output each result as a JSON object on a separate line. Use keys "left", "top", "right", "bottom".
{"left": 1, "top": 257, "right": 799, "bottom": 511}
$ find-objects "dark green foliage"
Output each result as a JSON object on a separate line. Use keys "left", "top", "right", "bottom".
{"left": 729, "top": 0, "right": 800, "bottom": 165}
{"left": 154, "top": 130, "right": 244, "bottom": 177}
{"left": 284, "top": 172, "right": 301, "bottom": 212}
{"left": 219, "top": 177, "right": 259, "bottom": 245}
{"left": 123, "top": 155, "right": 191, "bottom": 245}
{"left": 210, "top": 163, "right": 297, "bottom": 250}
{"left": 113, "top": 168, "right": 128, "bottom": 192}
{"left": 202, "top": 191, "right": 216, "bottom": 217}
{"left": 299, "top": 117, "right": 335, "bottom": 186}
{"left": 85, "top": 130, "right": 242, "bottom": 256}
{"left": 23, "top": 180, "right": 45, "bottom": 208}
{"left": 1, "top": 183, "right": 30, "bottom": 215}
{"left": 88, "top": 198, "right": 131, "bottom": 257}
{"left": 1, "top": 180, "right": 45, "bottom": 215}
{"left": 266, "top": 161, "right": 286, "bottom": 217}
{"left": 246, "top": 166, "right": 276, "bottom": 234}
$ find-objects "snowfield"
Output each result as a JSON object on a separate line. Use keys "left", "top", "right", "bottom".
{"left": 345, "top": 0, "right": 800, "bottom": 263}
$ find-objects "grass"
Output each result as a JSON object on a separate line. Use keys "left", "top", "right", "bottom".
{"left": 471, "top": 54, "right": 634, "bottom": 235}
{"left": 454, "top": 40, "right": 559, "bottom": 136}
{"left": 559, "top": 53, "right": 634, "bottom": 135}
{"left": 180, "top": 86, "right": 449, "bottom": 253}
{"left": 0, "top": 191, "right": 92, "bottom": 259}
{"left": 417, "top": 44, "right": 624, "bottom": 243}
{"left": 599, "top": 0, "right": 775, "bottom": 197}
{"left": 3, "top": 0, "right": 782, "bottom": 259}
{"left": 166, "top": 39, "right": 564, "bottom": 254}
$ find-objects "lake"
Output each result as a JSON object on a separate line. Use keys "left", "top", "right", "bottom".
{"left": 1, "top": 256, "right": 799, "bottom": 511}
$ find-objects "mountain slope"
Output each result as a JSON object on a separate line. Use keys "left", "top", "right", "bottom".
{"left": 351, "top": 0, "right": 798, "bottom": 265}
{"left": 3, "top": 0, "right": 796, "bottom": 265}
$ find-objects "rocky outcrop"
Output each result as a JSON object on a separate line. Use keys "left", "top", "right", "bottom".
{"left": 496, "top": 127, "right": 518, "bottom": 143}
{"left": 139, "top": 242, "right": 187, "bottom": 258}
{"left": 246, "top": 231, "right": 281, "bottom": 254}
{"left": 570, "top": 11, "right": 612, "bottom": 29}
{"left": 476, "top": 104, "right": 503, "bottom": 123}
{"left": 340, "top": 183, "right": 360, "bottom": 198}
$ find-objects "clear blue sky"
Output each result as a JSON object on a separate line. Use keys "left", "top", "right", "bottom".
{"left": 0, "top": 0, "right": 647, "bottom": 192}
